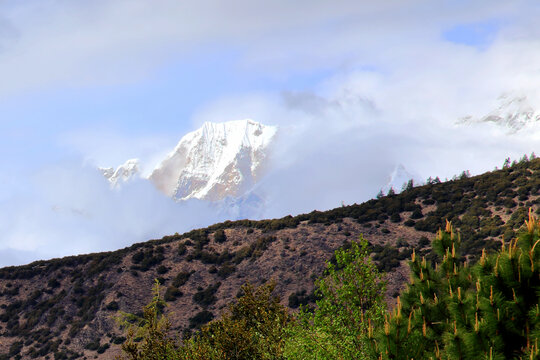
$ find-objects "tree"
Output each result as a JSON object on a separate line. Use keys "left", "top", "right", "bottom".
{"left": 402, "top": 179, "right": 414, "bottom": 192}
{"left": 119, "top": 281, "right": 291, "bottom": 360}
{"left": 180, "top": 281, "right": 291, "bottom": 360}
{"left": 370, "top": 211, "right": 540, "bottom": 359}
{"left": 285, "top": 237, "right": 387, "bottom": 359}
{"left": 116, "top": 280, "right": 180, "bottom": 360}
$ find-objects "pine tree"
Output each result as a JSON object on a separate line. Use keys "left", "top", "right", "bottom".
{"left": 370, "top": 210, "right": 540, "bottom": 359}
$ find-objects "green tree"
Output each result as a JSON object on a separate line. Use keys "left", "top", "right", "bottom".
{"left": 285, "top": 237, "right": 387, "bottom": 359}
{"left": 116, "top": 280, "right": 180, "bottom": 360}
{"left": 180, "top": 281, "right": 291, "bottom": 360}
{"left": 371, "top": 211, "right": 540, "bottom": 359}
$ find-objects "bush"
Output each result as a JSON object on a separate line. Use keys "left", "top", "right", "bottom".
{"left": 188, "top": 310, "right": 214, "bottom": 329}
{"left": 172, "top": 271, "right": 192, "bottom": 288}
{"left": 193, "top": 283, "right": 220, "bottom": 307}
{"left": 164, "top": 287, "right": 183, "bottom": 302}
{"left": 213, "top": 230, "right": 227, "bottom": 243}
{"left": 116, "top": 280, "right": 179, "bottom": 360}
{"left": 105, "top": 301, "right": 119, "bottom": 311}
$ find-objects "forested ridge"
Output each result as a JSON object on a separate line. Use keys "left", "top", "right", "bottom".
{"left": 0, "top": 156, "right": 539, "bottom": 359}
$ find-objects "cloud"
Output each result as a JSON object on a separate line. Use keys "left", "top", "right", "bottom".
{"left": 0, "top": 0, "right": 531, "bottom": 96}
{"left": 57, "top": 126, "right": 180, "bottom": 176}
{"left": 0, "top": 161, "right": 229, "bottom": 267}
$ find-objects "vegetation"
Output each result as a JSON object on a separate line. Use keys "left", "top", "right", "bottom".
{"left": 118, "top": 208, "right": 539, "bottom": 359}
{"left": 116, "top": 280, "right": 179, "bottom": 360}
{"left": 369, "top": 212, "right": 540, "bottom": 359}
{"left": 180, "top": 281, "right": 291, "bottom": 360}
{"left": 284, "top": 237, "right": 386, "bottom": 359}
{"left": 1, "top": 155, "right": 540, "bottom": 358}
{"left": 118, "top": 281, "right": 291, "bottom": 360}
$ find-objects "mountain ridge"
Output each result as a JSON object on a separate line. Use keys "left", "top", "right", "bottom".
{"left": 1, "top": 157, "right": 539, "bottom": 359}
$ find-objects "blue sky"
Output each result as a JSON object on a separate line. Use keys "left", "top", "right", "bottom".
{"left": 1, "top": 0, "right": 540, "bottom": 266}
{"left": 443, "top": 19, "right": 501, "bottom": 48}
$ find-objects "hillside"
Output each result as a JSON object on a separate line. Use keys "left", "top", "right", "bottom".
{"left": 1, "top": 157, "right": 539, "bottom": 359}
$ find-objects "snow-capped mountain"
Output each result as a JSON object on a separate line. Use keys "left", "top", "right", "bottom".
{"left": 459, "top": 94, "right": 540, "bottom": 132}
{"left": 382, "top": 164, "right": 418, "bottom": 194}
{"left": 99, "top": 159, "right": 140, "bottom": 187}
{"left": 149, "top": 119, "right": 277, "bottom": 201}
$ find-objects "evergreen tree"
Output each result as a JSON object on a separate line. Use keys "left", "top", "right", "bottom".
{"left": 370, "top": 211, "right": 540, "bottom": 359}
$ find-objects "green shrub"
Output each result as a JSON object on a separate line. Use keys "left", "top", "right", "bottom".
{"left": 193, "top": 283, "right": 220, "bottom": 307}
{"left": 213, "top": 230, "right": 227, "bottom": 243}
{"left": 164, "top": 287, "right": 183, "bottom": 302}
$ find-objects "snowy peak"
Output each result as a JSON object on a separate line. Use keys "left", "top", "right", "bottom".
{"left": 99, "top": 159, "right": 140, "bottom": 187}
{"left": 382, "top": 164, "right": 417, "bottom": 194}
{"left": 149, "top": 119, "right": 277, "bottom": 201}
{"left": 460, "top": 94, "right": 540, "bottom": 131}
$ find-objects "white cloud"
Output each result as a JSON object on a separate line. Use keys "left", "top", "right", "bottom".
{"left": 0, "top": 161, "right": 229, "bottom": 267}
{"left": 58, "top": 126, "right": 180, "bottom": 176}
{"left": 0, "top": 0, "right": 532, "bottom": 95}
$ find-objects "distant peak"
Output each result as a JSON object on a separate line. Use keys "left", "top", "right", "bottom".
{"left": 150, "top": 119, "right": 277, "bottom": 201}
{"left": 99, "top": 158, "right": 140, "bottom": 186}
{"left": 458, "top": 93, "right": 540, "bottom": 132}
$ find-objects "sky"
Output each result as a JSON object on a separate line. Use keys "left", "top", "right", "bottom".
{"left": 1, "top": 0, "right": 540, "bottom": 266}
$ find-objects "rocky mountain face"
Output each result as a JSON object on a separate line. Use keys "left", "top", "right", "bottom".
{"left": 1, "top": 158, "right": 539, "bottom": 359}
{"left": 149, "top": 119, "right": 277, "bottom": 201}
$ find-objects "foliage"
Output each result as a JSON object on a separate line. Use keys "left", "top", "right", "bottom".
{"left": 370, "top": 211, "right": 540, "bottom": 359}
{"left": 285, "top": 237, "right": 386, "bottom": 359}
{"left": 119, "top": 281, "right": 290, "bottom": 360}
{"left": 180, "top": 281, "right": 291, "bottom": 360}
{"left": 214, "top": 229, "right": 227, "bottom": 243}
{"left": 116, "top": 280, "right": 180, "bottom": 360}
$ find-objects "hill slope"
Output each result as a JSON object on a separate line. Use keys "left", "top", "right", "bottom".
{"left": 1, "top": 158, "right": 539, "bottom": 359}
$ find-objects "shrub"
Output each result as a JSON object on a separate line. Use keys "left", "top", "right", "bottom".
{"left": 172, "top": 271, "right": 192, "bottom": 288}
{"left": 188, "top": 310, "right": 214, "bottom": 329}
{"left": 156, "top": 265, "right": 168, "bottom": 275}
{"left": 193, "top": 283, "right": 220, "bottom": 307}
{"left": 105, "top": 301, "right": 119, "bottom": 311}
{"left": 164, "top": 287, "right": 183, "bottom": 302}
{"left": 213, "top": 230, "right": 227, "bottom": 243}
